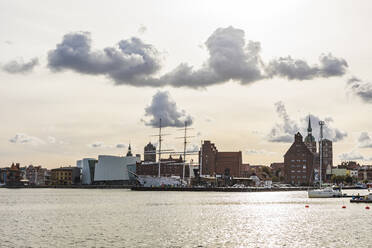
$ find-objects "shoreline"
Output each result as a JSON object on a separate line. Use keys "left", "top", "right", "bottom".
{"left": 1, "top": 185, "right": 365, "bottom": 193}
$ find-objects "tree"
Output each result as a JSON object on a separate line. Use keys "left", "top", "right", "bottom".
{"left": 262, "top": 166, "right": 272, "bottom": 177}
{"left": 272, "top": 176, "right": 279, "bottom": 182}
{"left": 345, "top": 176, "right": 353, "bottom": 185}
{"left": 331, "top": 175, "right": 347, "bottom": 184}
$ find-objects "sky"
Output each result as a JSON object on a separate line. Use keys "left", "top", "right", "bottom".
{"left": 1, "top": 0, "right": 372, "bottom": 168}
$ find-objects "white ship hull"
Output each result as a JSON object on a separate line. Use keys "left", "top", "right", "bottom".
{"left": 137, "top": 175, "right": 184, "bottom": 187}
{"left": 308, "top": 188, "right": 343, "bottom": 198}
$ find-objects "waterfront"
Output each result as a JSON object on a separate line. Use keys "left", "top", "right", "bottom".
{"left": 1, "top": 189, "right": 372, "bottom": 248}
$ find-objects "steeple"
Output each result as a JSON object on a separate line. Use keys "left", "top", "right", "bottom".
{"left": 307, "top": 115, "right": 312, "bottom": 133}
{"left": 126, "top": 143, "right": 133, "bottom": 157}
{"left": 304, "top": 115, "right": 316, "bottom": 153}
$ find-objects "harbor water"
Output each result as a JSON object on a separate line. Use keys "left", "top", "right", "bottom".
{"left": 1, "top": 188, "right": 371, "bottom": 248}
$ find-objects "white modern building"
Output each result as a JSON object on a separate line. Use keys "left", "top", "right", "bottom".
{"left": 76, "top": 158, "right": 97, "bottom": 185}
{"left": 94, "top": 152, "right": 140, "bottom": 184}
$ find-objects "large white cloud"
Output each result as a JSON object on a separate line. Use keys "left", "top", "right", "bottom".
{"left": 158, "top": 26, "right": 265, "bottom": 88}
{"left": 266, "top": 53, "right": 348, "bottom": 80}
{"left": 48, "top": 32, "right": 162, "bottom": 86}
{"left": 142, "top": 91, "right": 193, "bottom": 128}
{"left": 46, "top": 27, "right": 348, "bottom": 89}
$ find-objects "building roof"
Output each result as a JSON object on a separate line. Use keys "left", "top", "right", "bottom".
{"left": 284, "top": 132, "right": 314, "bottom": 158}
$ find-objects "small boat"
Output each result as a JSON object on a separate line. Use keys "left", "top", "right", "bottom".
{"left": 350, "top": 193, "right": 372, "bottom": 203}
{"left": 308, "top": 186, "right": 343, "bottom": 198}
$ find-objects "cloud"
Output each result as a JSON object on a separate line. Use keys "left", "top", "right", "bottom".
{"left": 138, "top": 25, "right": 147, "bottom": 34}
{"left": 338, "top": 150, "right": 372, "bottom": 161}
{"left": 9, "top": 133, "right": 45, "bottom": 146}
{"left": 2, "top": 57, "right": 39, "bottom": 74}
{"left": 267, "top": 101, "right": 299, "bottom": 143}
{"left": 88, "top": 142, "right": 128, "bottom": 149}
{"left": 159, "top": 26, "right": 265, "bottom": 88}
{"left": 47, "top": 32, "right": 161, "bottom": 86}
{"left": 187, "top": 144, "right": 200, "bottom": 153}
{"left": 47, "top": 136, "right": 67, "bottom": 145}
{"left": 142, "top": 91, "right": 193, "bottom": 128}
{"left": 47, "top": 27, "right": 348, "bottom": 88}
{"left": 358, "top": 132, "right": 372, "bottom": 148}
{"left": 88, "top": 142, "right": 105, "bottom": 148}
{"left": 347, "top": 77, "right": 372, "bottom": 103}
{"left": 245, "top": 149, "right": 276, "bottom": 155}
{"left": 116, "top": 143, "right": 126, "bottom": 148}
{"left": 301, "top": 115, "right": 347, "bottom": 142}
{"left": 267, "top": 101, "right": 347, "bottom": 143}
{"left": 265, "top": 53, "right": 348, "bottom": 80}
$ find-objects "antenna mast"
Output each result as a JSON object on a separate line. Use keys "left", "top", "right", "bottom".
{"left": 200, "top": 140, "right": 203, "bottom": 177}
{"left": 319, "top": 120, "right": 324, "bottom": 189}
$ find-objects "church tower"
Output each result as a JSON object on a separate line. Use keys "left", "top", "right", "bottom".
{"left": 126, "top": 144, "right": 133, "bottom": 157}
{"left": 304, "top": 116, "right": 317, "bottom": 153}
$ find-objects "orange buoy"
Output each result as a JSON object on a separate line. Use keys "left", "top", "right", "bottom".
{"left": 342, "top": 205, "right": 346, "bottom": 209}
{"left": 305, "top": 205, "right": 309, "bottom": 208}
{"left": 366, "top": 206, "right": 370, "bottom": 210}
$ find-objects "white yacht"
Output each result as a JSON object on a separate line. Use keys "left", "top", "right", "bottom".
{"left": 308, "top": 186, "right": 342, "bottom": 198}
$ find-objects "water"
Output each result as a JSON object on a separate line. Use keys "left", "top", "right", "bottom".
{"left": 0, "top": 189, "right": 371, "bottom": 248}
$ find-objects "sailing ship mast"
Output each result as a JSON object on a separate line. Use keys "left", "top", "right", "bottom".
{"left": 176, "top": 121, "right": 194, "bottom": 181}
{"left": 158, "top": 118, "right": 162, "bottom": 177}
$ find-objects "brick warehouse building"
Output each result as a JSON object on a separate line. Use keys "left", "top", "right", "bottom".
{"left": 284, "top": 132, "right": 315, "bottom": 185}
{"left": 199, "top": 140, "right": 242, "bottom": 177}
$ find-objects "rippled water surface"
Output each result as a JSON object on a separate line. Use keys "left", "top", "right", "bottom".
{"left": 1, "top": 189, "right": 371, "bottom": 248}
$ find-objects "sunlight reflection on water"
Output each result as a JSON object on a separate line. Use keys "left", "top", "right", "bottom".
{"left": 0, "top": 189, "right": 371, "bottom": 247}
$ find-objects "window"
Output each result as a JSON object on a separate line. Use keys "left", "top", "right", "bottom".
{"left": 291, "top": 170, "right": 295, "bottom": 173}
{"left": 303, "top": 165, "right": 306, "bottom": 169}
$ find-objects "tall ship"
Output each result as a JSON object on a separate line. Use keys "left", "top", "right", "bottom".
{"left": 132, "top": 118, "right": 198, "bottom": 187}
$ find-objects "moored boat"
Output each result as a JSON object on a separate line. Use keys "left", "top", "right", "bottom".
{"left": 350, "top": 193, "right": 372, "bottom": 203}
{"left": 308, "top": 186, "right": 343, "bottom": 198}
{"left": 307, "top": 121, "right": 343, "bottom": 198}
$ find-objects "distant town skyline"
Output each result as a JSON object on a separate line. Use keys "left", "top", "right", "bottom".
{"left": 1, "top": 0, "right": 372, "bottom": 168}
